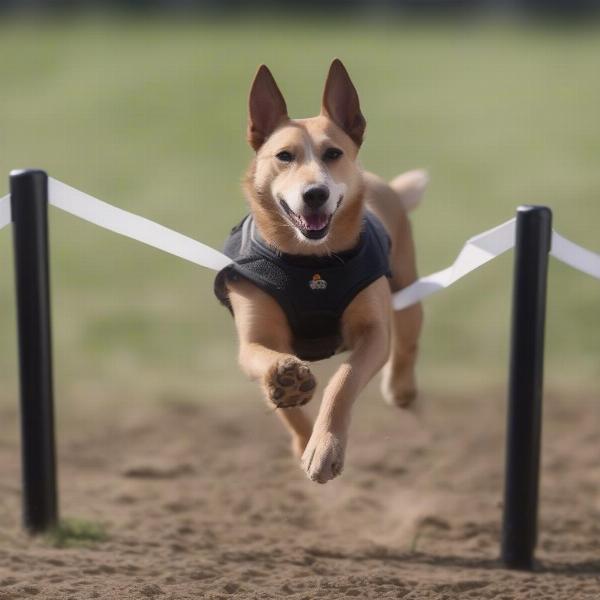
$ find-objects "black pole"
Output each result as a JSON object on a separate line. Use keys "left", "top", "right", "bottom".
{"left": 501, "top": 205, "right": 552, "bottom": 569}
{"left": 10, "top": 169, "right": 58, "bottom": 533}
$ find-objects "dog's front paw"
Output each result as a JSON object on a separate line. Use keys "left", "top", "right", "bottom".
{"left": 301, "top": 430, "right": 346, "bottom": 484}
{"left": 264, "top": 357, "right": 316, "bottom": 409}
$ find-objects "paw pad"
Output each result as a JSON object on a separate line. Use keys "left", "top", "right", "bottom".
{"left": 266, "top": 358, "right": 316, "bottom": 409}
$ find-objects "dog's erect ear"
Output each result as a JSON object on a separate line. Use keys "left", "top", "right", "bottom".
{"left": 321, "top": 59, "right": 366, "bottom": 147}
{"left": 248, "top": 65, "right": 288, "bottom": 151}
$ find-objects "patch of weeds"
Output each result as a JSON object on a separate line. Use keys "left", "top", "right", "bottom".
{"left": 45, "top": 518, "right": 109, "bottom": 548}
{"left": 410, "top": 527, "right": 425, "bottom": 553}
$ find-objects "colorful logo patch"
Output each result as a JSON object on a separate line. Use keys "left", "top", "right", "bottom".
{"left": 309, "top": 273, "right": 327, "bottom": 290}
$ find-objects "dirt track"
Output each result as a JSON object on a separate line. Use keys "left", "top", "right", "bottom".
{"left": 1, "top": 388, "right": 599, "bottom": 599}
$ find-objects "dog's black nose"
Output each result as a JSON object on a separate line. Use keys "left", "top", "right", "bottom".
{"left": 302, "top": 185, "right": 329, "bottom": 209}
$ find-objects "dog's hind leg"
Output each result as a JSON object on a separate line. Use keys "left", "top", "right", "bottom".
{"left": 381, "top": 303, "right": 422, "bottom": 408}
{"left": 227, "top": 278, "right": 316, "bottom": 455}
{"left": 364, "top": 170, "right": 426, "bottom": 408}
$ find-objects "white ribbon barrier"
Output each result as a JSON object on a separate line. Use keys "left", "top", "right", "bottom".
{"left": 550, "top": 231, "right": 600, "bottom": 281}
{"left": 393, "top": 219, "right": 600, "bottom": 310}
{"left": 48, "top": 179, "right": 233, "bottom": 272}
{"left": 0, "top": 194, "right": 11, "bottom": 231}
{"left": 1, "top": 179, "right": 599, "bottom": 310}
{"left": 392, "top": 218, "right": 517, "bottom": 310}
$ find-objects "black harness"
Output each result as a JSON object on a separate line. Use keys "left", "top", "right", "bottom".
{"left": 214, "top": 212, "right": 391, "bottom": 362}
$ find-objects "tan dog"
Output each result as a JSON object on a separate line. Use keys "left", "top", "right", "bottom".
{"left": 218, "top": 59, "right": 425, "bottom": 484}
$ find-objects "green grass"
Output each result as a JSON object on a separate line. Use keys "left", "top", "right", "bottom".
{"left": 0, "top": 17, "right": 598, "bottom": 403}
{"left": 45, "top": 518, "right": 108, "bottom": 548}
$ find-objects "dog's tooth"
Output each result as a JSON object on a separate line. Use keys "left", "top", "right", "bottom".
{"left": 303, "top": 213, "right": 329, "bottom": 231}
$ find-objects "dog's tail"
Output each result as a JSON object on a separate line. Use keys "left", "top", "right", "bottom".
{"left": 389, "top": 169, "right": 428, "bottom": 212}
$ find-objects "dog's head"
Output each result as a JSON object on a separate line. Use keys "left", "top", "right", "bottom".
{"left": 244, "top": 59, "right": 366, "bottom": 254}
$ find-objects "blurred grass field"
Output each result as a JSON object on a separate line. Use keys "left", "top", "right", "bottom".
{"left": 0, "top": 17, "right": 598, "bottom": 408}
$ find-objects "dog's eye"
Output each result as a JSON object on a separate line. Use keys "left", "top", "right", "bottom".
{"left": 323, "top": 147, "right": 343, "bottom": 162}
{"left": 276, "top": 151, "right": 294, "bottom": 163}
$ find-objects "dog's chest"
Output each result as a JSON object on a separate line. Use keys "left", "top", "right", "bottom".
{"left": 214, "top": 213, "right": 391, "bottom": 361}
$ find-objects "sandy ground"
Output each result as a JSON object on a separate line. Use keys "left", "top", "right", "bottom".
{"left": 0, "top": 386, "right": 599, "bottom": 600}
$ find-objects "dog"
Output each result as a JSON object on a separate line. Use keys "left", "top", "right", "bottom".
{"left": 215, "top": 59, "right": 426, "bottom": 484}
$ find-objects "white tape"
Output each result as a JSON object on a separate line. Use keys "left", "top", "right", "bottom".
{"left": 3, "top": 179, "right": 599, "bottom": 311}
{"left": 551, "top": 231, "right": 600, "bottom": 280}
{"left": 48, "top": 178, "right": 233, "bottom": 272}
{"left": 392, "top": 218, "right": 516, "bottom": 310}
{"left": 392, "top": 218, "right": 600, "bottom": 311}
{"left": 0, "top": 194, "right": 11, "bottom": 230}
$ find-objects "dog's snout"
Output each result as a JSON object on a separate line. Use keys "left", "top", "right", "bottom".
{"left": 302, "top": 185, "right": 329, "bottom": 209}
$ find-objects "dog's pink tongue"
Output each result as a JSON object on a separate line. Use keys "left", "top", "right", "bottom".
{"left": 303, "top": 214, "right": 328, "bottom": 231}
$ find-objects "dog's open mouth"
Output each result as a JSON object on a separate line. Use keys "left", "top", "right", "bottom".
{"left": 280, "top": 199, "right": 332, "bottom": 240}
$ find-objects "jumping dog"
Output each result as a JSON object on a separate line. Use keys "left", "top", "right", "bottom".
{"left": 215, "top": 59, "right": 426, "bottom": 484}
